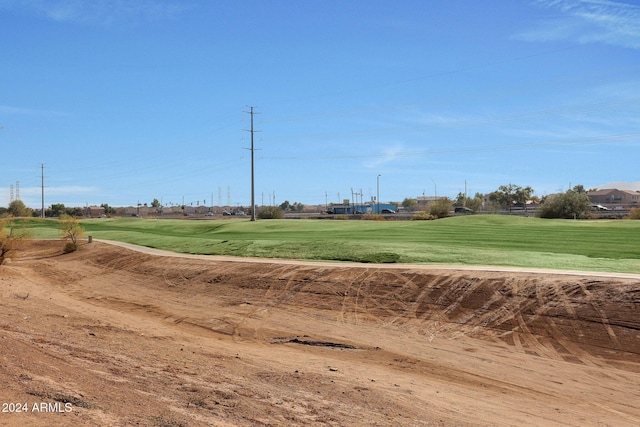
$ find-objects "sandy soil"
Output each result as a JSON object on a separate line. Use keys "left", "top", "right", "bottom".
{"left": 0, "top": 240, "right": 639, "bottom": 426}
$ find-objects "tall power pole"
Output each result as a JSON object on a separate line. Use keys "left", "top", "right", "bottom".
{"left": 41, "top": 164, "right": 45, "bottom": 218}
{"left": 244, "top": 106, "right": 260, "bottom": 221}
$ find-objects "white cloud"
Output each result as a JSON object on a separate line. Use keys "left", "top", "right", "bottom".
{"left": 518, "top": 0, "right": 640, "bottom": 48}
{"left": 20, "top": 185, "right": 98, "bottom": 197}
{"left": 0, "top": 0, "right": 191, "bottom": 27}
{"left": 3, "top": 185, "right": 99, "bottom": 208}
{"left": 0, "top": 105, "right": 68, "bottom": 117}
{"left": 363, "top": 144, "right": 412, "bottom": 169}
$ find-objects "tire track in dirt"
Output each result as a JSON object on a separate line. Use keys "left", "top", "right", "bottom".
{"left": 25, "top": 241, "right": 640, "bottom": 371}
{"left": 579, "top": 280, "right": 622, "bottom": 348}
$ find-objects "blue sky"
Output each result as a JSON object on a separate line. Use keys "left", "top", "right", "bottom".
{"left": 1, "top": 0, "right": 639, "bottom": 209}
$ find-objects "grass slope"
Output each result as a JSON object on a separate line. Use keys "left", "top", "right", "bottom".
{"left": 14, "top": 216, "right": 640, "bottom": 273}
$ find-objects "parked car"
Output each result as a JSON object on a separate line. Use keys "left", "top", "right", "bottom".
{"left": 454, "top": 206, "right": 474, "bottom": 214}
{"left": 591, "top": 205, "right": 609, "bottom": 211}
{"left": 381, "top": 209, "right": 396, "bottom": 214}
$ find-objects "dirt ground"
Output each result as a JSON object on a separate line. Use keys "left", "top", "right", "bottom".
{"left": 0, "top": 240, "right": 639, "bottom": 427}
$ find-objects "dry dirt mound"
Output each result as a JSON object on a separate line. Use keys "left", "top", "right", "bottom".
{"left": 1, "top": 240, "right": 639, "bottom": 426}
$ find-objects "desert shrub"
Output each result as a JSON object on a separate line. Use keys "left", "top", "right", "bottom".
{"left": 627, "top": 208, "right": 640, "bottom": 220}
{"left": 0, "top": 220, "right": 30, "bottom": 265}
{"left": 333, "top": 214, "right": 349, "bottom": 220}
{"left": 362, "top": 213, "right": 385, "bottom": 221}
{"left": 257, "top": 206, "right": 284, "bottom": 219}
{"left": 412, "top": 211, "right": 436, "bottom": 221}
{"left": 429, "top": 198, "right": 453, "bottom": 218}
{"left": 63, "top": 242, "right": 79, "bottom": 253}
{"left": 59, "top": 214, "right": 85, "bottom": 253}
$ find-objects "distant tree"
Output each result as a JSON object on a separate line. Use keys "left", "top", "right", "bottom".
{"left": 572, "top": 184, "right": 586, "bottom": 194}
{"left": 537, "top": 189, "right": 592, "bottom": 219}
{"left": 7, "top": 200, "right": 31, "bottom": 217}
{"left": 46, "top": 203, "right": 67, "bottom": 218}
{"left": 59, "top": 214, "right": 85, "bottom": 253}
{"left": 402, "top": 198, "right": 418, "bottom": 211}
{"left": 292, "top": 202, "right": 304, "bottom": 212}
{"left": 151, "top": 198, "right": 161, "bottom": 208}
{"left": 101, "top": 203, "right": 116, "bottom": 215}
{"left": 258, "top": 206, "right": 284, "bottom": 219}
{"left": 67, "top": 207, "right": 84, "bottom": 217}
{"left": 514, "top": 186, "right": 534, "bottom": 207}
{"left": 279, "top": 200, "right": 291, "bottom": 211}
{"left": 453, "top": 192, "right": 483, "bottom": 212}
{"left": 429, "top": 198, "right": 453, "bottom": 218}
{"left": 489, "top": 184, "right": 533, "bottom": 212}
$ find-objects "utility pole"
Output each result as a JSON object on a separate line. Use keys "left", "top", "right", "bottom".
{"left": 41, "top": 164, "right": 45, "bottom": 218}
{"left": 351, "top": 188, "right": 354, "bottom": 214}
{"left": 377, "top": 174, "right": 381, "bottom": 214}
{"left": 244, "top": 106, "right": 260, "bottom": 221}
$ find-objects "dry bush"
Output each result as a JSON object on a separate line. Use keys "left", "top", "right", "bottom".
{"left": 362, "top": 213, "right": 386, "bottom": 221}
{"left": 627, "top": 208, "right": 640, "bottom": 220}
{"left": 412, "top": 211, "right": 436, "bottom": 221}
{"left": 0, "top": 220, "right": 29, "bottom": 266}
{"left": 59, "top": 214, "right": 85, "bottom": 253}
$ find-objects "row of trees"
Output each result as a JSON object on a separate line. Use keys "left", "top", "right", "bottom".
{"left": 0, "top": 200, "right": 117, "bottom": 218}
{"left": 0, "top": 184, "right": 603, "bottom": 221}
{"left": 400, "top": 183, "right": 595, "bottom": 219}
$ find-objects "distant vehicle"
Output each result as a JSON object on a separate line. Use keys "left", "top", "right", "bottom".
{"left": 592, "top": 205, "right": 609, "bottom": 211}
{"left": 222, "top": 211, "right": 232, "bottom": 216}
{"left": 236, "top": 211, "right": 245, "bottom": 216}
{"left": 454, "top": 206, "right": 474, "bottom": 214}
{"left": 205, "top": 212, "right": 213, "bottom": 216}
{"left": 381, "top": 209, "right": 395, "bottom": 214}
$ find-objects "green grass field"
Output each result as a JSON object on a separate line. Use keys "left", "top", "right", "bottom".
{"left": 12, "top": 215, "right": 640, "bottom": 273}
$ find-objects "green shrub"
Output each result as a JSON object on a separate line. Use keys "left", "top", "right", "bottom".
{"left": 537, "top": 190, "right": 592, "bottom": 219}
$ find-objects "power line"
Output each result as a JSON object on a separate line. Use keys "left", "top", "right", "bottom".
{"left": 262, "top": 132, "right": 640, "bottom": 161}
